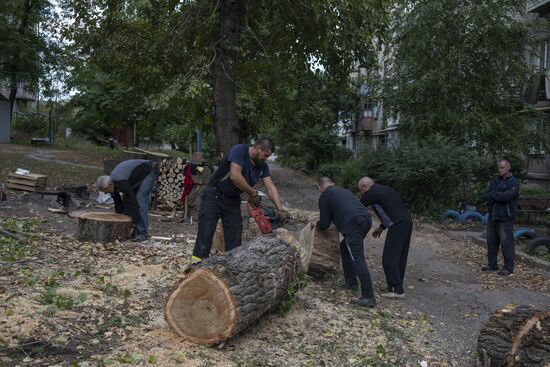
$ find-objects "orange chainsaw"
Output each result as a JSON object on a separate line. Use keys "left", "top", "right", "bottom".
{"left": 247, "top": 202, "right": 273, "bottom": 234}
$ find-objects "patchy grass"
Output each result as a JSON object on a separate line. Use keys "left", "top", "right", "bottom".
{"left": 0, "top": 218, "right": 42, "bottom": 261}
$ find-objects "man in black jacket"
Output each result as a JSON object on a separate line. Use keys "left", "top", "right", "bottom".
{"left": 95, "top": 159, "right": 159, "bottom": 242}
{"left": 310, "top": 177, "right": 375, "bottom": 308}
{"left": 358, "top": 177, "right": 412, "bottom": 299}
{"left": 483, "top": 160, "right": 519, "bottom": 276}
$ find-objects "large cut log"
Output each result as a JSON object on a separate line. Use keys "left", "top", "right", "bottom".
{"left": 164, "top": 229, "right": 305, "bottom": 345}
{"left": 477, "top": 304, "right": 550, "bottom": 367}
{"left": 299, "top": 224, "right": 341, "bottom": 277}
{"left": 76, "top": 212, "right": 133, "bottom": 242}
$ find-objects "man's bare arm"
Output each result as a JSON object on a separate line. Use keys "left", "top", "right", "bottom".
{"left": 263, "top": 176, "right": 284, "bottom": 210}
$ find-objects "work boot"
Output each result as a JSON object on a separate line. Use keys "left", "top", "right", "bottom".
{"left": 351, "top": 297, "right": 376, "bottom": 308}
{"left": 133, "top": 234, "right": 147, "bottom": 243}
{"left": 481, "top": 265, "right": 498, "bottom": 272}
{"left": 498, "top": 268, "right": 513, "bottom": 276}
{"left": 381, "top": 291, "right": 405, "bottom": 299}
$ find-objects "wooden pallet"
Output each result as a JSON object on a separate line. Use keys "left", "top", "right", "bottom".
{"left": 7, "top": 172, "right": 47, "bottom": 192}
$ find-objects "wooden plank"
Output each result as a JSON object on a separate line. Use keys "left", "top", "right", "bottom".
{"left": 8, "top": 172, "right": 47, "bottom": 182}
{"left": 8, "top": 172, "right": 48, "bottom": 180}
{"left": 134, "top": 147, "right": 170, "bottom": 158}
{"left": 7, "top": 178, "right": 46, "bottom": 188}
{"left": 7, "top": 183, "right": 39, "bottom": 192}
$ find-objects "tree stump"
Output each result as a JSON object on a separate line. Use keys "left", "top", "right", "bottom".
{"left": 164, "top": 230, "right": 305, "bottom": 345}
{"left": 477, "top": 304, "right": 550, "bottom": 367}
{"left": 76, "top": 212, "right": 133, "bottom": 242}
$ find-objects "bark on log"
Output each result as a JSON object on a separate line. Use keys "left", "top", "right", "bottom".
{"left": 164, "top": 232, "right": 304, "bottom": 345}
{"left": 477, "top": 304, "right": 550, "bottom": 367}
{"left": 76, "top": 212, "right": 133, "bottom": 242}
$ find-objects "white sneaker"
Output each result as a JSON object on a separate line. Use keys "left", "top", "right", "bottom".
{"left": 380, "top": 292, "right": 405, "bottom": 299}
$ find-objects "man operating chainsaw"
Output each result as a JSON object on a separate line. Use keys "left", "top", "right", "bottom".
{"left": 191, "top": 138, "right": 290, "bottom": 261}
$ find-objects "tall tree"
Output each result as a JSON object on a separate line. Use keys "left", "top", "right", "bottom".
{"left": 380, "top": 0, "right": 544, "bottom": 157}
{"left": 0, "top": 0, "right": 59, "bottom": 118}
{"left": 63, "top": 0, "right": 388, "bottom": 155}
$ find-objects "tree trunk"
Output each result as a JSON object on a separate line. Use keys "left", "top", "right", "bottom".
{"left": 76, "top": 212, "right": 133, "bottom": 242}
{"left": 299, "top": 224, "right": 342, "bottom": 277}
{"left": 164, "top": 230, "right": 305, "bottom": 345}
{"left": 477, "top": 305, "right": 550, "bottom": 367}
{"left": 211, "top": 0, "right": 245, "bottom": 156}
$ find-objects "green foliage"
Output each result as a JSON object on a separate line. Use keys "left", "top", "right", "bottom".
{"left": 361, "top": 139, "right": 474, "bottom": 214}
{"left": 41, "top": 272, "right": 75, "bottom": 311}
{"left": 272, "top": 72, "right": 356, "bottom": 171}
{"left": 278, "top": 272, "right": 309, "bottom": 317}
{"left": 60, "top": 0, "right": 388, "bottom": 153}
{"left": 11, "top": 113, "right": 49, "bottom": 139}
{"left": 320, "top": 138, "right": 475, "bottom": 216}
{"left": 0, "top": 0, "right": 64, "bottom": 113}
{"left": 0, "top": 218, "right": 41, "bottom": 261}
{"left": 380, "top": 0, "right": 545, "bottom": 157}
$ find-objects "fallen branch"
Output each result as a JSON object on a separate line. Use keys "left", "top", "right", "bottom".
{"left": 0, "top": 227, "right": 22, "bottom": 241}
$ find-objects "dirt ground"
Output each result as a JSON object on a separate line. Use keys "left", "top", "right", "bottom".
{"left": 1, "top": 144, "right": 550, "bottom": 367}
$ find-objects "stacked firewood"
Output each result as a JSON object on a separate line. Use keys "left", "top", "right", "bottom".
{"left": 155, "top": 157, "right": 186, "bottom": 210}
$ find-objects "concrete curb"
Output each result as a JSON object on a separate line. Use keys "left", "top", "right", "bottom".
{"left": 419, "top": 223, "right": 550, "bottom": 272}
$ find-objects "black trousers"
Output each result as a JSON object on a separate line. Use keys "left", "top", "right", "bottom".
{"left": 192, "top": 185, "right": 242, "bottom": 259}
{"left": 486, "top": 219, "right": 514, "bottom": 272}
{"left": 340, "top": 216, "right": 374, "bottom": 299}
{"left": 382, "top": 219, "right": 412, "bottom": 294}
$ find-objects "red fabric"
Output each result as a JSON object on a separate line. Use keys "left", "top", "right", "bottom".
{"left": 181, "top": 164, "right": 193, "bottom": 205}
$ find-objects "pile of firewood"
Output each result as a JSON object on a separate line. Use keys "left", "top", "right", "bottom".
{"left": 155, "top": 157, "right": 186, "bottom": 209}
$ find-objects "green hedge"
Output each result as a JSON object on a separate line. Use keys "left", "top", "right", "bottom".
{"left": 318, "top": 138, "right": 475, "bottom": 216}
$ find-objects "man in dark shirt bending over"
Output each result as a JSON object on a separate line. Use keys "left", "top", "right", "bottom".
{"left": 96, "top": 159, "right": 160, "bottom": 242}
{"left": 358, "top": 177, "right": 412, "bottom": 299}
{"left": 192, "top": 138, "right": 290, "bottom": 261}
{"left": 310, "top": 177, "right": 376, "bottom": 308}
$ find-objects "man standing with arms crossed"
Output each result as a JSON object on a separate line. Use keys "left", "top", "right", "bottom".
{"left": 358, "top": 177, "right": 412, "bottom": 299}
{"left": 483, "top": 159, "right": 519, "bottom": 276}
{"left": 192, "top": 138, "right": 290, "bottom": 261}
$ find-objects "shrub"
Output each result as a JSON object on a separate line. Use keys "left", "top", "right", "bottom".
{"left": 356, "top": 138, "right": 475, "bottom": 215}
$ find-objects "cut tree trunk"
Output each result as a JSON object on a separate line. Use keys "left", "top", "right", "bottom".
{"left": 76, "top": 212, "right": 133, "bottom": 242}
{"left": 299, "top": 224, "right": 341, "bottom": 277}
{"left": 164, "top": 229, "right": 305, "bottom": 345}
{"left": 477, "top": 304, "right": 550, "bottom": 367}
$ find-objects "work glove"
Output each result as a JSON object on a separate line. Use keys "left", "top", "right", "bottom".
{"left": 248, "top": 192, "right": 261, "bottom": 208}
{"left": 275, "top": 208, "right": 291, "bottom": 223}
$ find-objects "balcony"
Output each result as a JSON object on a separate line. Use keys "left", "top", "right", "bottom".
{"left": 350, "top": 117, "right": 374, "bottom": 133}
{"left": 528, "top": 0, "right": 550, "bottom": 14}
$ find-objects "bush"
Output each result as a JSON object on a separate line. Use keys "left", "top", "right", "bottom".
{"left": 12, "top": 112, "right": 49, "bottom": 140}
{"left": 317, "top": 163, "right": 343, "bottom": 180}
{"left": 318, "top": 138, "right": 475, "bottom": 217}
{"left": 361, "top": 139, "right": 474, "bottom": 215}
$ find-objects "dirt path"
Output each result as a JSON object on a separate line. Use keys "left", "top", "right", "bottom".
{"left": 1, "top": 150, "right": 550, "bottom": 366}
{"left": 270, "top": 163, "right": 550, "bottom": 365}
